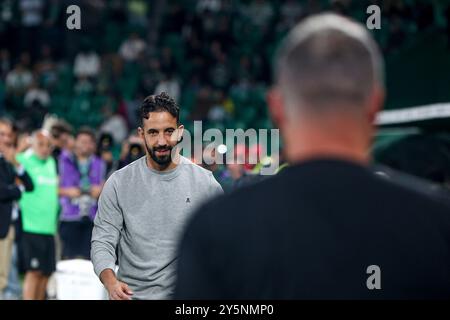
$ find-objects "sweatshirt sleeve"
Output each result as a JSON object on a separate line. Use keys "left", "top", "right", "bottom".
{"left": 0, "top": 181, "right": 22, "bottom": 202}
{"left": 91, "top": 173, "right": 123, "bottom": 278}
{"left": 0, "top": 160, "right": 28, "bottom": 202}
{"left": 16, "top": 166, "right": 34, "bottom": 192}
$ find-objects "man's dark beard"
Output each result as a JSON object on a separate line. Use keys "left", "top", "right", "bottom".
{"left": 145, "top": 140, "right": 173, "bottom": 167}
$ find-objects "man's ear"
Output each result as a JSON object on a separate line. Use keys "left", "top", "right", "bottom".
{"left": 137, "top": 127, "right": 144, "bottom": 139}
{"left": 367, "top": 85, "right": 385, "bottom": 125}
{"left": 169, "top": 125, "right": 184, "bottom": 144}
{"left": 267, "top": 87, "right": 285, "bottom": 130}
{"left": 176, "top": 124, "right": 184, "bottom": 142}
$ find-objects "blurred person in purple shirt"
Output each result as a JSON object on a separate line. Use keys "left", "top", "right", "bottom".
{"left": 58, "top": 127, "right": 105, "bottom": 260}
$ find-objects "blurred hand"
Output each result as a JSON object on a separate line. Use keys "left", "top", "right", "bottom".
{"left": 120, "top": 141, "right": 130, "bottom": 160}
{"left": 62, "top": 187, "right": 81, "bottom": 199}
{"left": 128, "top": 135, "right": 142, "bottom": 145}
{"left": 90, "top": 185, "right": 103, "bottom": 199}
{"left": 106, "top": 280, "right": 133, "bottom": 300}
{"left": 15, "top": 177, "right": 24, "bottom": 190}
{"left": 16, "top": 134, "right": 31, "bottom": 153}
{"left": 102, "top": 151, "right": 113, "bottom": 163}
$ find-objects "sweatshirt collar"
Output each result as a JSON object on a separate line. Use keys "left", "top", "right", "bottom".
{"left": 141, "top": 156, "right": 184, "bottom": 181}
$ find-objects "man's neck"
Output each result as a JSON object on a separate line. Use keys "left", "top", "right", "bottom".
{"left": 75, "top": 153, "right": 89, "bottom": 162}
{"left": 146, "top": 154, "right": 179, "bottom": 172}
{"left": 206, "top": 163, "right": 218, "bottom": 172}
{"left": 283, "top": 117, "right": 372, "bottom": 166}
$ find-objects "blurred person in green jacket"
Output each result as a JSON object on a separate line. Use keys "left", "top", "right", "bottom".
{"left": 17, "top": 130, "right": 58, "bottom": 300}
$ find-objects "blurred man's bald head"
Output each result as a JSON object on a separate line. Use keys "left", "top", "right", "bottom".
{"left": 269, "top": 13, "right": 385, "bottom": 164}
{"left": 32, "top": 129, "right": 52, "bottom": 159}
{"left": 275, "top": 13, "right": 384, "bottom": 114}
{"left": 33, "top": 129, "right": 51, "bottom": 141}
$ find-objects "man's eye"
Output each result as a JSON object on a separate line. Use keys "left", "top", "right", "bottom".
{"left": 149, "top": 131, "right": 158, "bottom": 136}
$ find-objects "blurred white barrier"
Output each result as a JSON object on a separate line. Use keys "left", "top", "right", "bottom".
{"left": 55, "top": 259, "right": 108, "bottom": 300}
{"left": 376, "top": 103, "right": 450, "bottom": 125}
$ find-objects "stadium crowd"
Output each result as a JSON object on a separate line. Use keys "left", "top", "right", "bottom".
{"left": 0, "top": 0, "right": 450, "bottom": 300}
{"left": 1, "top": 0, "right": 450, "bottom": 133}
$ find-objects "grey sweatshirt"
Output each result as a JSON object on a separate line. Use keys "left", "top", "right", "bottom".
{"left": 91, "top": 156, "right": 223, "bottom": 299}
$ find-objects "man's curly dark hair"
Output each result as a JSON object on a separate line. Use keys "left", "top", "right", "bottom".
{"left": 140, "top": 92, "right": 179, "bottom": 125}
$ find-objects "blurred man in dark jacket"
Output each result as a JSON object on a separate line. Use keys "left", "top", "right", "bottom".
{"left": 0, "top": 118, "right": 33, "bottom": 298}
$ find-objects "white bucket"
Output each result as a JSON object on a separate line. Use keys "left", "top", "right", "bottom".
{"left": 55, "top": 259, "right": 108, "bottom": 300}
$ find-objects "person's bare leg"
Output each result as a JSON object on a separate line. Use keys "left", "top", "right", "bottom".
{"left": 36, "top": 275, "right": 49, "bottom": 300}
{"left": 23, "top": 271, "right": 42, "bottom": 300}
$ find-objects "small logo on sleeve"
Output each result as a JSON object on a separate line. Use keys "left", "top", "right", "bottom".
{"left": 186, "top": 197, "right": 191, "bottom": 203}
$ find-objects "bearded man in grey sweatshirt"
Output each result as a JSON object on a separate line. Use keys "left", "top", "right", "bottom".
{"left": 91, "top": 92, "right": 223, "bottom": 300}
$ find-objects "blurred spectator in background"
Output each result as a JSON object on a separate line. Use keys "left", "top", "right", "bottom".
{"left": 41, "top": 0, "right": 65, "bottom": 58}
{"left": 227, "top": 160, "right": 245, "bottom": 184}
{"left": 96, "top": 132, "right": 117, "bottom": 179}
{"left": 140, "top": 56, "right": 163, "bottom": 95}
{"left": 279, "top": 0, "right": 304, "bottom": 30}
{"left": 119, "top": 32, "right": 147, "bottom": 63}
{"left": 117, "top": 133, "right": 145, "bottom": 169}
{"left": 5, "top": 54, "right": 33, "bottom": 100}
{"left": 127, "top": 0, "right": 149, "bottom": 28}
{"left": 23, "top": 80, "right": 50, "bottom": 129}
{"left": 34, "top": 45, "right": 58, "bottom": 90}
{"left": 226, "top": 144, "right": 248, "bottom": 189}
{"left": 99, "top": 105, "right": 128, "bottom": 146}
{"left": 0, "top": 50, "right": 8, "bottom": 115}
{"left": 154, "top": 72, "right": 180, "bottom": 103}
{"left": 165, "top": 2, "right": 186, "bottom": 34}
{"left": 17, "top": 130, "right": 58, "bottom": 300}
{"left": 0, "top": 118, "right": 33, "bottom": 299}
{"left": 49, "top": 120, "right": 73, "bottom": 162}
{"left": 0, "top": 1, "right": 15, "bottom": 51}
{"left": 73, "top": 42, "right": 101, "bottom": 81}
{"left": 19, "top": 0, "right": 45, "bottom": 61}
{"left": 159, "top": 46, "right": 176, "bottom": 75}
{"left": 12, "top": 126, "right": 32, "bottom": 156}
{"left": 209, "top": 50, "right": 231, "bottom": 90}
{"left": 191, "top": 87, "right": 215, "bottom": 121}
{"left": 202, "top": 143, "right": 233, "bottom": 193}
{"left": 197, "top": 0, "right": 222, "bottom": 14}
{"left": 124, "top": 91, "right": 145, "bottom": 129}
{"left": 243, "top": 0, "right": 274, "bottom": 30}
{"left": 227, "top": 143, "right": 268, "bottom": 190}
{"left": 0, "top": 49, "right": 11, "bottom": 79}
{"left": 3, "top": 124, "right": 31, "bottom": 300}
{"left": 58, "top": 127, "right": 105, "bottom": 260}
{"left": 24, "top": 80, "right": 50, "bottom": 109}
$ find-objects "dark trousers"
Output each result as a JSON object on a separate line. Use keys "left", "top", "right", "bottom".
{"left": 59, "top": 219, "right": 93, "bottom": 260}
